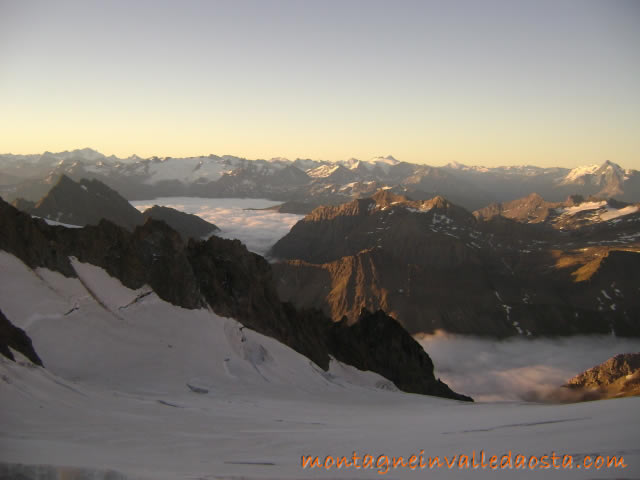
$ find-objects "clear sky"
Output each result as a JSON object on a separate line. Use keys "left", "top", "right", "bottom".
{"left": 1, "top": 0, "right": 639, "bottom": 168}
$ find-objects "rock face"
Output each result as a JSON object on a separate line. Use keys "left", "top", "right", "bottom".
{"left": 142, "top": 205, "right": 219, "bottom": 240}
{"left": 328, "top": 309, "right": 472, "bottom": 401}
{"left": 0, "top": 308, "right": 42, "bottom": 366}
{"left": 271, "top": 191, "right": 640, "bottom": 337}
{"left": 0, "top": 196, "right": 471, "bottom": 401}
{"left": 564, "top": 353, "right": 640, "bottom": 400}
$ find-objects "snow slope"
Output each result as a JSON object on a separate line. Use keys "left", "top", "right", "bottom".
{"left": 141, "top": 157, "right": 237, "bottom": 185}
{"left": 557, "top": 201, "right": 639, "bottom": 223}
{"left": 562, "top": 164, "right": 600, "bottom": 183}
{"left": 306, "top": 164, "right": 341, "bottom": 178}
{"left": 1, "top": 251, "right": 639, "bottom": 479}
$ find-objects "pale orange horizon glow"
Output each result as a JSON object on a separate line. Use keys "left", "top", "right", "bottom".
{"left": 1, "top": 1, "right": 639, "bottom": 169}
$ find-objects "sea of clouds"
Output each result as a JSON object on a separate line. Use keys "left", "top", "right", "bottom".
{"left": 417, "top": 332, "right": 640, "bottom": 403}
{"left": 131, "top": 197, "right": 304, "bottom": 256}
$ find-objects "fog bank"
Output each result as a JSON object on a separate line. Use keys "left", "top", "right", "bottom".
{"left": 132, "top": 197, "right": 303, "bottom": 256}
{"left": 417, "top": 332, "right": 640, "bottom": 402}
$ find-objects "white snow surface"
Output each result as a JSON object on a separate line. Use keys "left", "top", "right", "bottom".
{"left": 559, "top": 201, "right": 639, "bottom": 222}
{"left": 349, "top": 156, "right": 400, "bottom": 174}
{"left": 131, "top": 197, "right": 303, "bottom": 256}
{"left": 600, "top": 205, "right": 639, "bottom": 221}
{"left": 562, "top": 201, "right": 607, "bottom": 215}
{"left": 142, "top": 157, "right": 238, "bottom": 185}
{"left": 305, "top": 164, "right": 340, "bottom": 178}
{"left": 33, "top": 216, "right": 83, "bottom": 228}
{"left": 562, "top": 164, "right": 600, "bottom": 183}
{"left": 1, "top": 251, "right": 639, "bottom": 479}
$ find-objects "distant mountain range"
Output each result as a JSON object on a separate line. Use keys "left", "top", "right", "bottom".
{"left": 1, "top": 149, "right": 638, "bottom": 212}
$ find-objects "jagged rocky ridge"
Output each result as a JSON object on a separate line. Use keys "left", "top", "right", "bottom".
{"left": 563, "top": 353, "right": 640, "bottom": 401}
{"left": 271, "top": 190, "right": 640, "bottom": 337}
{"left": 0, "top": 197, "right": 471, "bottom": 401}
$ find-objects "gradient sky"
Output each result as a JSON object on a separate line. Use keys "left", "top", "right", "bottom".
{"left": 1, "top": 0, "right": 639, "bottom": 168}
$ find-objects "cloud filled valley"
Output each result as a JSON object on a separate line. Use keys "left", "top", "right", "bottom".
{"left": 132, "top": 197, "right": 304, "bottom": 256}
{"left": 418, "top": 332, "right": 640, "bottom": 402}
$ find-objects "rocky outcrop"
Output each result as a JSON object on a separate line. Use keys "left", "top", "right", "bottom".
{"left": 328, "top": 309, "right": 472, "bottom": 401}
{"left": 0, "top": 308, "right": 42, "bottom": 366}
{"left": 563, "top": 353, "right": 640, "bottom": 400}
{"left": 473, "top": 193, "right": 563, "bottom": 224}
{"left": 0, "top": 197, "right": 471, "bottom": 401}
{"left": 142, "top": 205, "right": 219, "bottom": 240}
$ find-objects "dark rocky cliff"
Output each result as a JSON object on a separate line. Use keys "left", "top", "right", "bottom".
{"left": 0, "top": 308, "right": 43, "bottom": 366}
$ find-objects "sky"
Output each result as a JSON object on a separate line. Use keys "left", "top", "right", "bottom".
{"left": 1, "top": 0, "right": 639, "bottom": 168}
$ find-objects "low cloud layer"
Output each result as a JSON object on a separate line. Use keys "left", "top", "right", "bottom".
{"left": 417, "top": 332, "right": 640, "bottom": 403}
{"left": 132, "top": 197, "right": 304, "bottom": 256}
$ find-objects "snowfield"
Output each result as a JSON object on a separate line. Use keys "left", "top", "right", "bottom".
{"left": 1, "top": 250, "right": 639, "bottom": 479}
{"left": 130, "top": 197, "right": 304, "bottom": 256}
{"left": 558, "top": 201, "right": 639, "bottom": 223}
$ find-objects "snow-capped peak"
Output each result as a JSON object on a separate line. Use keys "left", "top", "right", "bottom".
{"left": 560, "top": 160, "right": 628, "bottom": 186}
{"left": 369, "top": 155, "right": 399, "bottom": 166}
{"left": 306, "top": 164, "right": 341, "bottom": 178}
{"left": 343, "top": 155, "right": 400, "bottom": 173}
{"left": 267, "top": 157, "right": 291, "bottom": 163}
{"left": 445, "top": 161, "right": 467, "bottom": 170}
{"left": 563, "top": 164, "right": 600, "bottom": 183}
{"left": 342, "top": 158, "right": 361, "bottom": 169}
{"left": 594, "top": 160, "right": 624, "bottom": 175}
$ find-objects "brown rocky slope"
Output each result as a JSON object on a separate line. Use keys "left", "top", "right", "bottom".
{"left": 271, "top": 191, "right": 640, "bottom": 337}
{"left": 563, "top": 353, "right": 640, "bottom": 401}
